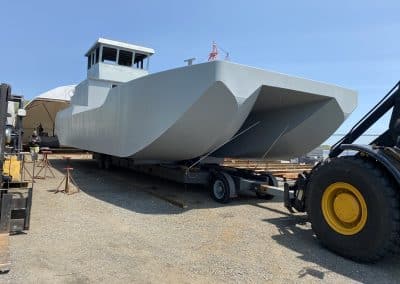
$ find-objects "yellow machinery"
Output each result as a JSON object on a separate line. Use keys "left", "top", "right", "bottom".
{"left": 0, "top": 83, "right": 32, "bottom": 273}
{"left": 3, "top": 156, "right": 21, "bottom": 182}
{"left": 285, "top": 81, "right": 400, "bottom": 262}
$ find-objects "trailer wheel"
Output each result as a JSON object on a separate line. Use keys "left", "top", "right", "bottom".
{"left": 307, "top": 156, "right": 400, "bottom": 262}
{"left": 210, "top": 173, "right": 231, "bottom": 203}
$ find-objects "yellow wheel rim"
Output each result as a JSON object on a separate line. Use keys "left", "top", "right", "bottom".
{"left": 321, "top": 182, "right": 367, "bottom": 235}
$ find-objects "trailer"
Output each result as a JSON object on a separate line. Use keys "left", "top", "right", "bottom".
{"left": 93, "top": 153, "right": 278, "bottom": 203}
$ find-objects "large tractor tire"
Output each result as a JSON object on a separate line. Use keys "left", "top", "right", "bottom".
{"left": 307, "top": 156, "right": 400, "bottom": 262}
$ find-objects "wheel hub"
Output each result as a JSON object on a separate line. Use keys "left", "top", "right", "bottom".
{"left": 321, "top": 182, "right": 368, "bottom": 235}
{"left": 213, "top": 180, "right": 225, "bottom": 199}
{"left": 333, "top": 193, "right": 360, "bottom": 223}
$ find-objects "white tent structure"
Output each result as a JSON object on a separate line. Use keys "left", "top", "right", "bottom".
{"left": 23, "top": 85, "right": 75, "bottom": 145}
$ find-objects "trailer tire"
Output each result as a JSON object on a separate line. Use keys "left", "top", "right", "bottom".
{"left": 210, "top": 173, "right": 231, "bottom": 203}
{"left": 307, "top": 156, "right": 400, "bottom": 262}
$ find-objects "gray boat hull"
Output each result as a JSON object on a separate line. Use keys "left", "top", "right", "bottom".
{"left": 55, "top": 61, "right": 357, "bottom": 161}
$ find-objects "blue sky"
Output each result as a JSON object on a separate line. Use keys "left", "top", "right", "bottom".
{"left": 1, "top": 0, "right": 400, "bottom": 145}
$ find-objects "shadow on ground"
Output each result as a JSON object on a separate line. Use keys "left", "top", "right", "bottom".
{"left": 50, "top": 158, "right": 400, "bottom": 282}
{"left": 50, "top": 158, "right": 282, "bottom": 215}
{"left": 263, "top": 213, "right": 400, "bottom": 283}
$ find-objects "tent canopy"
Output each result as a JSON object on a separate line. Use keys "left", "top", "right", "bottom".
{"left": 23, "top": 85, "right": 75, "bottom": 142}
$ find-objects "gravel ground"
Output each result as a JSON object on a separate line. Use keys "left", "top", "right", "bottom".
{"left": 1, "top": 156, "right": 400, "bottom": 283}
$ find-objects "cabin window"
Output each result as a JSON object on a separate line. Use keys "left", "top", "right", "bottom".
{"left": 102, "top": 47, "right": 117, "bottom": 64}
{"left": 95, "top": 47, "right": 100, "bottom": 63}
{"left": 111, "top": 84, "right": 118, "bottom": 88}
{"left": 87, "top": 47, "right": 100, "bottom": 69}
{"left": 134, "top": 53, "right": 147, "bottom": 69}
{"left": 118, "top": 50, "right": 133, "bottom": 67}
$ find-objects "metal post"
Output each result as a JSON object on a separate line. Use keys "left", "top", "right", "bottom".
{"left": 0, "top": 85, "right": 10, "bottom": 179}
{"left": 24, "top": 188, "right": 32, "bottom": 230}
{"left": 0, "top": 194, "right": 12, "bottom": 233}
{"left": 116, "top": 48, "right": 120, "bottom": 65}
{"left": 99, "top": 45, "right": 103, "bottom": 63}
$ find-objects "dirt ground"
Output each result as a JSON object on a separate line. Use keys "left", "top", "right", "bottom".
{"left": 2, "top": 156, "right": 400, "bottom": 283}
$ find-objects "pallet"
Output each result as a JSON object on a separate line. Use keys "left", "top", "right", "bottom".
{"left": 223, "top": 159, "right": 313, "bottom": 180}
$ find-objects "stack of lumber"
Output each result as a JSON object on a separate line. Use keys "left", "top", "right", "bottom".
{"left": 223, "top": 159, "right": 314, "bottom": 180}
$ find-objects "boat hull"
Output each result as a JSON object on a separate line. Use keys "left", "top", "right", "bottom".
{"left": 55, "top": 61, "right": 357, "bottom": 161}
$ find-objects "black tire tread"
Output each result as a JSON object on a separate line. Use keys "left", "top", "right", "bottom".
{"left": 307, "top": 156, "right": 400, "bottom": 262}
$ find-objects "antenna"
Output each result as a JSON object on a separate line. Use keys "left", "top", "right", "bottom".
{"left": 208, "top": 41, "right": 229, "bottom": 61}
{"left": 219, "top": 46, "right": 230, "bottom": 61}
{"left": 208, "top": 41, "right": 218, "bottom": 61}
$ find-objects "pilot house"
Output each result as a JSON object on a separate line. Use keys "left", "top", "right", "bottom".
{"left": 71, "top": 38, "right": 155, "bottom": 108}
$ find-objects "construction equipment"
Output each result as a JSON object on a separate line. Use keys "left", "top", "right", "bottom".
{"left": 0, "top": 83, "right": 32, "bottom": 272}
{"left": 284, "top": 81, "right": 400, "bottom": 262}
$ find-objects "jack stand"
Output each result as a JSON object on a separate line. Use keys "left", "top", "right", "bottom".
{"left": 55, "top": 164, "right": 79, "bottom": 195}
{"left": 35, "top": 151, "right": 55, "bottom": 179}
{"left": 20, "top": 152, "right": 35, "bottom": 183}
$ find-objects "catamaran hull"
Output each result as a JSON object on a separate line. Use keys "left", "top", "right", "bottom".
{"left": 55, "top": 61, "right": 357, "bottom": 161}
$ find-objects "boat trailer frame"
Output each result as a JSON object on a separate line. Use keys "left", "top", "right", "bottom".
{"left": 95, "top": 153, "right": 278, "bottom": 202}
